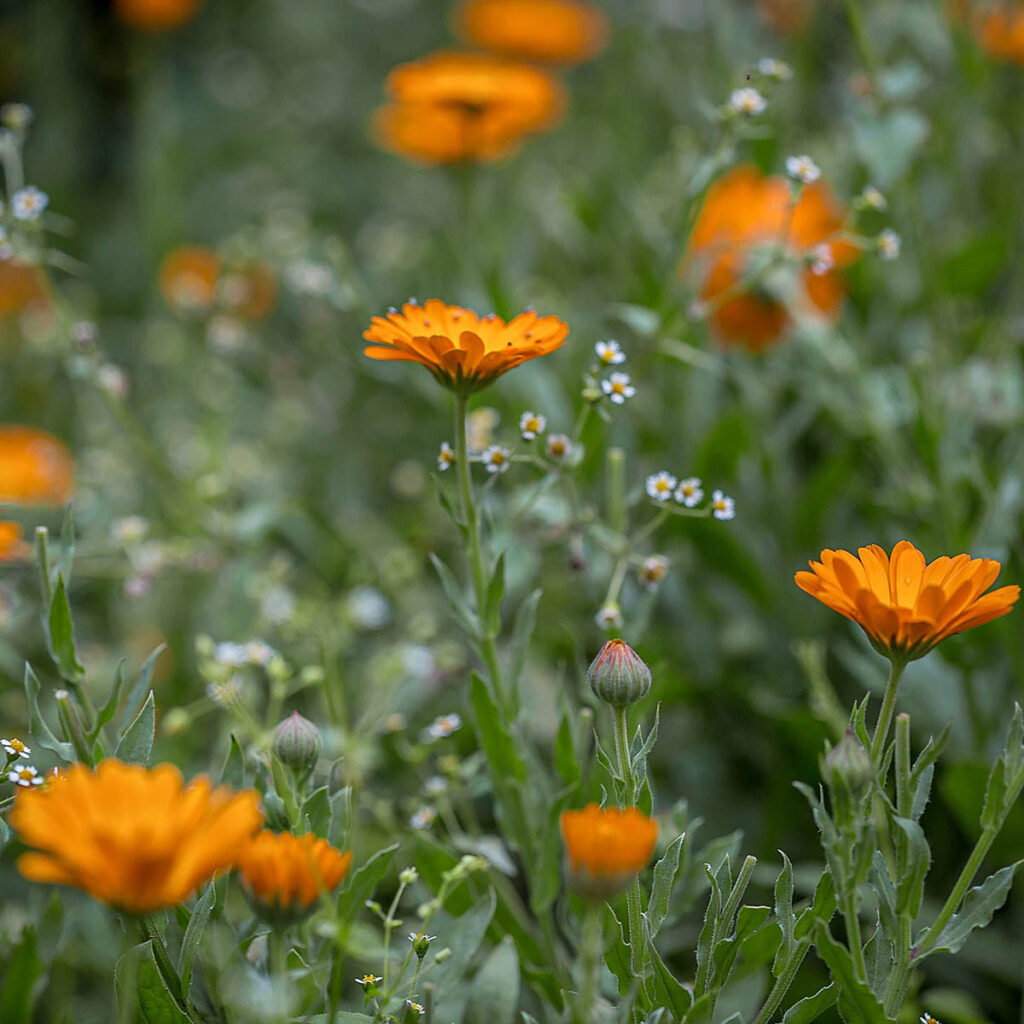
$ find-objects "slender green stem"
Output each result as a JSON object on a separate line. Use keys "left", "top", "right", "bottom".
{"left": 751, "top": 940, "right": 812, "bottom": 1024}
{"left": 870, "top": 660, "right": 905, "bottom": 773}
{"left": 453, "top": 395, "right": 504, "bottom": 704}
{"left": 606, "top": 448, "right": 626, "bottom": 537}
{"left": 577, "top": 903, "right": 604, "bottom": 1024}
{"left": 883, "top": 912, "right": 912, "bottom": 1015}
{"left": 611, "top": 706, "right": 646, "bottom": 982}
{"left": 840, "top": 888, "right": 868, "bottom": 982}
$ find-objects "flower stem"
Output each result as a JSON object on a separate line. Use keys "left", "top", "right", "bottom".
{"left": 453, "top": 394, "right": 505, "bottom": 707}
{"left": 840, "top": 888, "right": 868, "bottom": 982}
{"left": 577, "top": 903, "right": 604, "bottom": 1024}
{"left": 870, "top": 660, "right": 905, "bottom": 773}
{"left": 611, "top": 706, "right": 646, "bottom": 981}
{"left": 751, "top": 939, "right": 812, "bottom": 1024}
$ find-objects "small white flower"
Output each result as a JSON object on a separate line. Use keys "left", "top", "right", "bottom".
{"left": 594, "top": 603, "right": 623, "bottom": 629}
{"left": 285, "top": 260, "right": 334, "bottom": 296}
{"left": 757, "top": 57, "right": 792, "bottom": 80}
{"left": 410, "top": 807, "right": 436, "bottom": 830}
{"left": 809, "top": 242, "right": 834, "bottom": 276}
{"left": 639, "top": 555, "right": 669, "bottom": 591}
{"left": 111, "top": 515, "right": 149, "bottom": 545}
{"left": 595, "top": 339, "right": 626, "bottom": 365}
{"left": 245, "top": 640, "right": 275, "bottom": 666}
{"left": 674, "top": 477, "right": 704, "bottom": 507}
{"left": 424, "top": 775, "right": 448, "bottom": 797}
{"left": 729, "top": 87, "right": 767, "bottom": 115}
{"left": 400, "top": 867, "right": 419, "bottom": 885}
{"left": 408, "top": 933, "right": 436, "bottom": 944}
{"left": 546, "top": 434, "right": 573, "bottom": 461}
{"left": 97, "top": 363, "right": 129, "bottom": 398}
{"left": 7, "top": 765, "right": 43, "bottom": 787}
{"left": 687, "top": 299, "right": 709, "bottom": 321}
{"left": 646, "top": 471, "right": 678, "bottom": 502}
{"left": 12, "top": 186, "right": 48, "bottom": 221}
{"left": 437, "top": 441, "right": 455, "bottom": 471}
{"left": 519, "top": 411, "right": 546, "bottom": 440}
{"left": 406, "top": 1001, "right": 425, "bottom": 1015}
{"left": 711, "top": 490, "right": 736, "bottom": 521}
{"left": 482, "top": 445, "right": 511, "bottom": 474}
{"left": 70, "top": 321, "right": 98, "bottom": 345}
{"left": 601, "top": 372, "right": 635, "bottom": 405}
{"left": 919, "top": 1015, "right": 940, "bottom": 1024}
{"left": 425, "top": 713, "right": 462, "bottom": 741}
{"left": 1, "top": 737, "right": 30, "bottom": 759}
{"left": 347, "top": 586, "right": 391, "bottom": 630}
{"left": 381, "top": 712, "right": 407, "bottom": 733}
{"left": 860, "top": 185, "right": 887, "bottom": 211}
{"left": 207, "top": 677, "right": 243, "bottom": 706}
{"left": 877, "top": 229, "right": 901, "bottom": 261}
{"left": 214, "top": 642, "right": 249, "bottom": 666}
{"left": 355, "top": 974, "right": 383, "bottom": 986}
{"left": 785, "top": 155, "right": 821, "bottom": 184}
{"left": 1, "top": 103, "right": 33, "bottom": 130}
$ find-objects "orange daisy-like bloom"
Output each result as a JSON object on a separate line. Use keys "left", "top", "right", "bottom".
{"left": 455, "top": 0, "right": 609, "bottom": 65}
{"left": 373, "top": 51, "right": 565, "bottom": 164}
{"left": 10, "top": 759, "right": 263, "bottom": 914}
{"left": 0, "top": 427, "right": 74, "bottom": 506}
{"left": 683, "top": 165, "right": 858, "bottom": 352}
{"left": 758, "top": 0, "right": 813, "bottom": 33}
{"left": 159, "top": 246, "right": 220, "bottom": 313}
{"left": 795, "top": 541, "right": 1020, "bottom": 661}
{"left": 363, "top": 299, "right": 569, "bottom": 392}
{"left": 953, "top": 1, "right": 1024, "bottom": 65}
{"left": 238, "top": 830, "right": 352, "bottom": 921}
{"left": 0, "top": 259, "right": 50, "bottom": 318}
{"left": 560, "top": 804, "right": 658, "bottom": 900}
{"left": 114, "top": 0, "right": 202, "bottom": 31}
{"left": 0, "top": 521, "right": 31, "bottom": 562}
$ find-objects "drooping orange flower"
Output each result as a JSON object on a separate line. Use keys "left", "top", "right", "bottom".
{"left": 10, "top": 759, "right": 263, "bottom": 913}
{"left": 363, "top": 298, "right": 568, "bottom": 392}
{"left": 373, "top": 51, "right": 565, "bottom": 164}
{"left": 455, "top": 0, "right": 609, "bottom": 64}
{"left": 0, "top": 259, "right": 50, "bottom": 317}
{"left": 952, "top": 1, "right": 1024, "bottom": 65}
{"left": 683, "top": 165, "right": 858, "bottom": 352}
{"left": 114, "top": 0, "right": 202, "bottom": 31}
{"left": 238, "top": 830, "right": 352, "bottom": 920}
{"left": 560, "top": 804, "right": 658, "bottom": 899}
{"left": 159, "top": 246, "right": 220, "bottom": 313}
{"left": 0, "top": 521, "right": 31, "bottom": 562}
{"left": 0, "top": 427, "right": 74, "bottom": 506}
{"left": 758, "top": 0, "right": 813, "bottom": 33}
{"left": 795, "top": 541, "right": 1019, "bottom": 661}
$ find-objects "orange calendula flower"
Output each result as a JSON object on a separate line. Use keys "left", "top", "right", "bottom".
{"left": 455, "top": 0, "right": 609, "bottom": 64}
{"left": 0, "top": 426, "right": 74, "bottom": 506}
{"left": 364, "top": 299, "right": 568, "bottom": 392}
{"left": 795, "top": 541, "right": 1020, "bottom": 662}
{"left": 0, "top": 521, "right": 30, "bottom": 562}
{"left": 10, "top": 759, "right": 263, "bottom": 914}
{"left": 683, "top": 165, "right": 858, "bottom": 352}
{"left": 160, "top": 246, "right": 220, "bottom": 313}
{"left": 0, "top": 259, "right": 50, "bottom": 318}
{"left": 238, "top": 830, "right": 352, "bottom": 922}
{"left": 560, "top": 804, "right": 658, "bottom": 900}
{"left": 114, "top": 0, "right": 202, "bottom": 31}
{"left": 952, "top": 1, "right": 1024, "bottom": 65}
{"left": 373, "top": 51, "right": 565, "bottom": 164}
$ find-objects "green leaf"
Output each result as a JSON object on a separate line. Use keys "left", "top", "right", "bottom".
{"left": 603, "top": 906, "right": 633, "bottom": 998}
{"left": 24, "top": 664, "right": 74, "bottom": 761}
{"left": 506, "top": 589, "right": 542, "bottom": 695}
{"left": 121, "top": 646, "right": 167, "bottom": 733}
{"left": 336, "top": 843, "right": 399, "bottom": 920}
{"left": 115, "top": 941, "right": 191, "bottom": 1023}
{"left": 869, "top": 852, "right": 898, "bottom": 939}
{"left": 219, "top": 734, "right": 245, "bottom": 787}
{"left": 469, "top": 672, "right": 525, "bottom": 782}
{"left": 428, "top": 552, "right": 481, "bottom": 638}
{"left": 781, "top": 983, "right": 837, "bottom": 1024}
{"left": 330, "top": 786, "right": 353, "bottom": 850}
{"left": 484, "top": 551, "right": 505, "bottom": 638}
{"left": 813, "top": 922, "right": 887, "bottom": 1024}
{"left": 0, "top": 925, "right": 41, "bottom": 1023}
{"left": 554, "top": 703, "right": 581, "bottom": 787}
{"left": 91, "top": 661, "right": 128, "bottom": 742}
{"left": 115, "top": 691, "right": 156, "bottom": 765}
{"left": 432, "top": 890, "right": 498, "bottom": 1022}
{"left": 863, "top": 916, "right": 892, "bottom": 1000}
{"left": 46, "top": 575, "right": 84, "bottom": 680}
{"left": 921, "top": 861, "right": 1022, "bottom": 957}
{"left": 178, "top": 883, "right": 215, "bottom": 998}
{"left": 303, "top": 786, "right": 332, "bottom": 838}
{"left": 981, "top": 756, "right": 1007, "bottom": 830}
{"left": 773, "top": 852, "right": 796, "bottom": 976}
{"left": 647, "top": 832, "right": 685, "bottom": 938}
{"left": 795, "top": 866, "right": 836, "bottom": 940}
{"left": 648, "top": 937, "right": 692, "bottom": 1018}
{"left": 893, "top": 816, "right": 930, "bottom": 917}
{"left": 694, "top": 863, "right": 722, "bottom": 994}
{"left": 465, "top": 937, "right": 519, "bottom": 1024}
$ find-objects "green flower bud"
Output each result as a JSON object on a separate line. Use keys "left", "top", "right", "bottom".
{"left": 400, "top": 867, "right": 419, "bottom": 886}
{"left": 587, "top": 639, "right": 652, "bottom": 708}
{"left": 262, "top": 788, "right": 291, "bottom": 832}
{"left": 822, "top": 730, "right": 873, "bottom": 810}
{"left": 273, "top": 711, "right": 321, "bottom": 775}
{"left": 409, "top": 931, "right": 435, "bottom": 959}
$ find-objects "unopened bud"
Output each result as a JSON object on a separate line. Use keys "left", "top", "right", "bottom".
{"left": 587, "top": 639, "right": 652, "bottom": 708}
{"left": 273, "top": 711, "right": 321, "bottom": 775}
{"left": 823, "top": 730, "right": 873, "bottom": 805}
{"left": 400, "top": 867, "right": 419, "bottom": 886}
{"left": 262, "top": 789, "right": 291, "bottom": 832}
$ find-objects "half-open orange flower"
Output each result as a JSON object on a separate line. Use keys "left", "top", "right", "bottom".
{"left": 560, "top": 804, "right": 658, "bottom": 899}
{"left": 455, "top": 0, "right": 609, "bottom": 64}
{"left": 683, "top": 165, "right": 858, "bottom": 352}
{"left": 10, "top": 759, "right": 263, "bottom": 913}
{"left": 160, "top": 246, "right": 220, "bottom": 313}
{"left": 0, "top": 521, "right": 31, "bottom": 562}
{"left": 795, "top": 541, "right": 1019, "bottom": 661}
{"left": 0, "top": 259, "right": 50, "bottom": 318}
{"left": 0, "top": 427, "right": 74, "bottom": 506}
{"left": 238, "top": 830, "right": 352, "bottom": 921}
{"left": 114, "top": 0, "right": 202, "bottom": 31}
{"left": 951, "top": 1, "right": 1024, "bottom": 65}
{"left": 364, "top": 299, "right": 568, "bottom": 392}
{"left": 373, "top": 51, "right": 565, "bottom": 164}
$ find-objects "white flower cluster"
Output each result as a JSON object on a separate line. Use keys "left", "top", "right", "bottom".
{"left": 645, "top": 472, "right": 735, "bottom": 520}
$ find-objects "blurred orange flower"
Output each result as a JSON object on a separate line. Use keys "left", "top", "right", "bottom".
{"left": 560, "top": 804, "right": 658, "bottom": 899}
{"left": 0, "top": 521, "right": 30, "bottom": 562}
{"left": 758, "top": 0, "right": 813, "bottom": 33}
{"left": 683, "top": 165, "right": 858, "bottom": 352}
{"left": 238, "top": 830, "right": 352, "bottom": 919}
{"left": 373, "top": 51, "right": 565, "bottom": 164}
{"left": 952, "top": 1, "right": 1024, "bottom": 65}
{"left": 0, "top": 259, "right": 50, "bottom": 318}
{"left": 114, "top": 0, "right": 202, "bottom": 31}
{"left": 0, "top": 427, "right": 74, "bottom": 506}
{"left": 160, "top": 247, "right": 276, "bottom": 320}
{"left": 10, "top": 759, "right": 263, "bottom": 913}
{"left": 795, "top": 541, "right": 1019, "bottom": 661}
{"left": 364, "top": 298, "right": 568, "bottom": 392}
{"left": 455, "top": 0, "right": 608, "bottom": 64}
